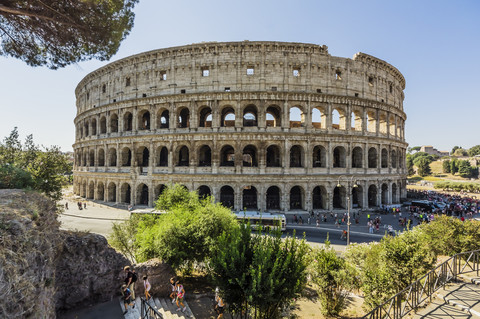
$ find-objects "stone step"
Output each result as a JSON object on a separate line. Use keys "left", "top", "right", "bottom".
{"left": 119, "top": 295, "right": 196, "bottom": 319}
{"left": 118, "top": 297, "right": 141, "bottom": 319}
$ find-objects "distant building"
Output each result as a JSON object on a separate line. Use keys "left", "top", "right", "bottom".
{"left": 420, "top": 146, "right": 449, "bottom": 157}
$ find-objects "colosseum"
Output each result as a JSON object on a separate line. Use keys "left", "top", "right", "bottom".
{"left": 73, "top": 41, "right": 407, "bottom": 213}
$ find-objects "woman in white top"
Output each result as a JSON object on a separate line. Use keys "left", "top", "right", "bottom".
{"left": 143, "top": 275, "right": 151, "bottom": 300}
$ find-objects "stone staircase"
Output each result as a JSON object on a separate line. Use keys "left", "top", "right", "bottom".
{"left": 411, "top": 273, "right": 480, "bottom": 318}
{"left": 119, "top": 296, "right": 196, "bottom": 319}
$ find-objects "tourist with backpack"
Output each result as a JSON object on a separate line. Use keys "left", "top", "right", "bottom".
{"left": 124, "top": 266, "right": 137, "bottom": 300}
{"left": 175, "top": 280, "right": 186, "bottom": 312}
{"left": 121, "top": 284, "right": 135, "bottom": 314}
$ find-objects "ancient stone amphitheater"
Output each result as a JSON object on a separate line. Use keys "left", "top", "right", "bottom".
{"left": 73, "top": 41, "right": 407, "bottom": 212}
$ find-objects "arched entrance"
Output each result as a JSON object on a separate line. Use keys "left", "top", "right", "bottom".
{"left": 333, "top": 186, "right": 346, "bottom": 209}
{"left": 197, "top": 185, "right": 211, "bottom": 199}
{"left": 312, "top": 186, "right": 327, "bottom": 209}
{"left": 242, "top": 186, "right": 257, "bottom": 210}
{"left": 266, "top": 186, "right": 280, "bottom": 210}
{"left": 138, "top": 184, "right": 149, "bottom": 205}
{"left": 290, "top": 186, "right": 303, "bottom": 210}
{"left": 368, "top": 185, "right": 377, "bottom": 207}
{"left": 220, "top": 186, "right": 234, "bottom": 208}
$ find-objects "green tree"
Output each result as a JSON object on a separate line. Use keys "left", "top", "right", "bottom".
{"left": 468, "top": 145, "right": 480, "bottom": 157}
{"left": 457, "top": 160, "right": 473, "bottom": 178}
{"left": 0, "top": 0, "right": 138, "bottom": 69}
{"left": 450, "top": 158, "right": 458, "bottom": 175}
{"left": 453, "top": 148, "right": 468, "bottom": 157}
{"left": 0, "top": 127, "right": 22, "bottom": 165}
{"left": 442, "top": 160, "right": 451, "bottom": 173}
{"left": 416, "top": 157, "right": 431, "bottom": 177}
{"left": 406, "top": 155, "right": 415, "bottom": 176}
{"left": 451, "top": 146, "right": 461, "bottom": 155}
{"left": 408, "top": 146, "right": 421, "bottom": 154}
{"left": 209, "top": 224, "right": 309, "bottom": 319}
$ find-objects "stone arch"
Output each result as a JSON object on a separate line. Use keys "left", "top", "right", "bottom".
{"left": 242, "top": 145, "right": 258, "bottom": 167}
{"left": 123, "top": 112, "right": 133, "bottom": 131}
{"left": 100, "top": 116, "right": 107, "bottom": 134}
{"left": 197, "top": 185, "right": 211, "bottom": 199}
{"left": 108, "top": 148, "right": 117, "bottom": 166}
{"left": 98, "top": 148, "right": 105, "bottom": 166}
{"left": 351, "top": 109, "right": 363, "bottom": 131}
{"left": 352, "top": 146, "right": 363, "bottom": 168}
{"left": 381, "top": 183, "right": 389, "bottom": 205}
{"left": 81, "top": 181, "right": 86, "bottom": 197}
{"left": 157, "top": 146, "right": 168, "bottom": 166}
{"left": 121, "top": 147, "right": 132, "bottom": 166}
{"left": 266, "top": 186, "right": 281, "bottom": 210}
{"left": 312, "top": 186, "right": 327, "bottom": 210}
{"left": 332, "top": 107, "right": 346, "bottom": 130}
{"left": 221, "top": 107, "right": 235, "bottom": 127}
{"left": 89, "top": 149, "right": 95, "bottom": 167}
{"left": 333, "top": 186, "right": 346, "bottom": 209}
{"left": 391, "top": 150, "right": 397, "bottom": 168}
{"left": 352, "top": 185, "right": 363, "bottom": 208}
{"left": 91, "top": 118, "right": 97, "bottom": 135}
{"left": 88, "top": 180, "right": 95, "bottom": 199}
{"left": 120, "top": 183, "right": 131, "bottom": 204}
{"left": 312, "top": 145, "right": 326, "bottom": 168}
{"left": 312, "top": 106, "right": 326, "bottom": 129}
{"left": 136, "top": 146, "right": 149, "bottom": 167}
{"left": 220, "top": 145, "right": 235, "bottom": 166}
{"left": 199, "top": 106, "right": 212, "bottom": 127}
{"left": 154, "top": 184, "right": 166, "bottom": 201}
{"left": 389, "top": 115, "right": 396, "bottom": 136}
{"left": 178, "top": 107, "right": 190, "bottom": 128}
{"left": 243, "top": 104, "right": 257, "bottom": 127}
{"left": 242, "top": 186, "right": 258, "bottom": 210}
{"left": 176, "top": 145, "right": 189, "bottom": 166}
{"left": 368, "top": 185, "right": 377, "bottom": 207}
{"left": 368, "top": 147, "right": 378, "bottom": 168}
{"left": 381, "top": 148, "right": 388, "bottom": 168}
{"left": 266, "top": 105, "right": 281, "bottom": 127}
{"left": 84, "top": 120, "right": 89, "bottom": 137}
{"left": 266, "top": 145, "right": 281, "bottom": 167}
{"left": 158, "top": 109, "right": 169, "bottom": 129}
{"left": 220, "top": 185, "right": 234, "bottom": 208}
{"left": 289, "top": 106, "right": 304, "bottom": 128}
{"left": 379, "top": 112, "right": 387, "bottom": 135}
{"left": 110, "top": 113, "right": 119, "bottom": 132}
{"left": 333, "top": 146, "right": 346, "bottom": 168}
{"left": 290, "top": 145, "right": 304, "bottom": 167}
{"left": 97, "top": 182, "right": 105, "bottom": 201}
{"left": 137, "top": 183, "right": 149, "bottom": 205}
{"left": 392, "top": 183, "right": 398, "bottom": 203}
{"left": 107, "top": 182, "right": 116, "bottom": 202}
{"left": 198, "top": 145, "right": 212, "bottom": 166}
{"left": 366, "top": 110, "right": 376, "bottom": 133}
{"left": 138, "top": 110, "right": 151, "bottom": 130}
{"left": 290, "top": 186, "right": 304, "bottom": 210}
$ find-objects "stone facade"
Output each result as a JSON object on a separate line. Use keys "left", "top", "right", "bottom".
{"left": 73, "top": 41, "right": 408, "bottom": 212}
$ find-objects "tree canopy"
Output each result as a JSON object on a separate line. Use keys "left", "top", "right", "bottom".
{"left": 0, "top": 0, "right": 138, "bottom": 69}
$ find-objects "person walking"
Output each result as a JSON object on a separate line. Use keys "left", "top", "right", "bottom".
{"left": 143, "top": 275, "right": 152, "bottom": 300}
{"left": 175, "top": 280, "right": 186, "bottom": 312}
{"left": 121, "top": 284, "right": 135, "bottom": 315}
{"left": 124, "top": 266, "right": 136, "bottom": 300}
{"left": 214, "top": 287, "right": 225, "bottom": 319}
{"left": 169, "top": 277, "right": 177, "bottom": 304}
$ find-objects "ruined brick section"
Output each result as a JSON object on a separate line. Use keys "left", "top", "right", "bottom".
{"left": 72, "top": 41, "right": 407, "bottom": 211}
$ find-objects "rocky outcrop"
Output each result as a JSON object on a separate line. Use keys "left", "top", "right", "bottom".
{"left": 131, "top": 258, "right": 176, "bottom": 298}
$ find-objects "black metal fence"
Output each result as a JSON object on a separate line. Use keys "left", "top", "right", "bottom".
{"left": 140, "top": 297, "right": 163, "bottom": 319}
{"left": 364, "top": 249, "right": 480, "bottom": 319}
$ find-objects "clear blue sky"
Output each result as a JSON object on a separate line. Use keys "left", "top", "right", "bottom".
{"left": 1, "top": 0, "right": 479, "bottom": 152}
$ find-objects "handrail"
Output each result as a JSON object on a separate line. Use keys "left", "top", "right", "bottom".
{"left": 140, "top": 297, "right": 163, "bottom": 319}
{"left": 364, "top": 249, "right": 480, "bottom": 319}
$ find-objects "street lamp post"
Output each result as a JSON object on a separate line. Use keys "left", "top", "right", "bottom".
{"left": 337, "top": 176, "right": 358, "bottom": 246}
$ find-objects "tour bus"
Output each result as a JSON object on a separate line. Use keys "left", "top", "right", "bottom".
{"left": 235, "top": 211, "right": 287, "bottom": 232}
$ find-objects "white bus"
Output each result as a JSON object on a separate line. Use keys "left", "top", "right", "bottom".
{"left": 235, "top": 211, "right": 287, "bottom": 231}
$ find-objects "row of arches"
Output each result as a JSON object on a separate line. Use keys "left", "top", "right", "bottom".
{"left": 75, "top": 180, "right": 402, "bottom": 210}
{"left": 76, "top": 103, "right": 405, "bottom": 140}
{"left": 75, "top": 144, "right": 405, "bottom": 170}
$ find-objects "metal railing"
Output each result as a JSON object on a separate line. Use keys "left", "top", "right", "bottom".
{"left": 364, "top": 249, "right": 480, "bottom": 319}
{"left": 140, "top": 297, "right": 163, "bottom": 319}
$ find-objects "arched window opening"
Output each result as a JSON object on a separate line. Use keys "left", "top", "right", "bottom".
{"left": 392, "top": 183, "right": 398, "bottom": 203}
{"left": 108, "top": 148, "right": 117, "bottom": 166}
{"left": 84, "top": 122, "right": 89, "bottom": 136}
{"left": 242, "top": 186, "right": 257, "bottom": 210}
{"left": 312, "top": 107, "right": 325, "bottom": 129}
{"left": 121, "top": 148, "right": 132, "bottom": 166}
{"left": 289, "top": 106, "right": 304, "bottom": 128}
{"left": 379, "top": 113, "right": 387, "bottom": 135}
{"left": 100, "top": 117, "right": 107, "bottom": 134}
{"left": 352, "top": 147, "right": 363, "bottom": 168}
{"left": 138, "top": 184, "right": 149, "bottom": 205}
{"left": 290, "top": 186, "right": 303, "bottom": 210}
{"left": 242, "top": 145, "right": 257, "bottom": 167}
{"left": 243, "top": 105, "right": 257, "bottom": 127}
{"left": 89, "top": 150, "right": 95, "bottom": 167}
{"left": 178, "top": 108, "right": 190, "bottom": 128}
{"left": 266, "top": 106, "right": 281, "bottom": 127}
{"left": 381, "top": 149, "right": 388, "bottom": 168}
{"left": 136, "top": 147, "right": 149, "bottom": 167}
{"left": 290, "top": 145, "right": 303, "bottom": 168}
{"left": 352, "top": 111, "right": 362, "bottom": 131}
{"left": 157, "top": 147, "right": 168, "bottom": 167}
{"left": 332, "top": 108, "right": 346, "bottom": 130}
{"left": 154, "top": 184, "right": 166, "bottom": 201}
{"left": 91, "top": 118, "right": 97, "bottom": 135}
{"left": 107, "top": 182, "right": 116, "bottom": 202}
{"left": 312, "top": 186, "right": 327, "bottom": 210}
{"left": 266, "top": 145, "right": 281, "bottom": 167}
{"left": 124, "top": 112, "right": 133, "bottom": 131}
{"left": 197, "top": 185, "right": 211, "bottom": 199}
{"left": 220, "top": 186, "right": 234, "bottom": 208}
{"left": 333, "top": 146, "right": 346, "bottom": 168}
{"left": 221, "top": 107, "right": 235, "bottom": 127}
{"left": 352, "top": 186, "right": 363, "bottom": 208}
{"left": 198, "top": 145, "right": 212, "bottom": 166}
{"left": 98, "top": 149, "right": 105, "bottom": 166}
{"left": 199, "top": 107, "right": 212, "bottom": 127}
{"left": 313, "top": 146, "right": 326, "bottom": 168}
{"left": 158, "top": 110, "right": 169, "bottom": 129}
{"left": 368, "top": 148, "right": 377, "bottom": 168}
{"left": 121, "top": 183, "right": 131, "bottom": 204}
{"left": 139, "top": 111, "right": 150, "bottom": 130}
{"left": 220, "top": 145, "right": 235, "bottom": 166}
{"left": 110, "top": 114, "right": 118, "bottom": 133}
{"left": 333, "top": 186, "right": 346, "bottom": 209}
{"left": 367, "top": 111, "right": 376, "bottom": 133}
{"left": 266, "top": 186, "right": 280, "bottom": 210}
{"left": 88, "top": 181, "right": 94, "bottom": 199}
{"left": 177, "top": 146, "right": 189, "bottom": 166}
{"left": 381, "top": 184, "right": 388, "bottom": 204}
{"left": 368, "top": 185, "right": 377, "bottom": 207}
{"left": 389, "top": 115, "right": 396, "bottom": 136}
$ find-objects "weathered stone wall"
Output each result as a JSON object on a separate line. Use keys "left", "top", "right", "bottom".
{"left": 72, "top": 41, "right": 408, "bottom": 211}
